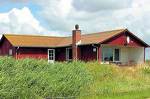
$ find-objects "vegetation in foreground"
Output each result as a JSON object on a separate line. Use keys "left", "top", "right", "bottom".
{"left": 0, "top": 57, "right": 92, "bottom": 99}
{"left": 79, "top": 62, "right": 150, "bottom": 99}
{"left": 0, "top": 57, "right": 150, "bottom": 99}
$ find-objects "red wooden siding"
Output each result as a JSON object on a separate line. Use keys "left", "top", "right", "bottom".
{"left": 80, "top": 45, "right": 97, "bottom": 61}
{"left": 16, "top": 47, "right": 67, "bottom": 61}
{"left": 103, "top": 32, "right": 144, "bottom": 47}
{"left": 0, "top": 37, "right": 15, "bottom": 57}
{"left": 127, "top": 35, "right": 144, "bottom": 47}
{"left": 17, "top": 47, "right": 48, "bottom": 59}
{"left": 55, "top": 48, "right": 66, "bottom": 61}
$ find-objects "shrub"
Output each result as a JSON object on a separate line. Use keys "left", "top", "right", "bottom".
{"left": 0, "top": 57, "right": 92, "bottom": 99}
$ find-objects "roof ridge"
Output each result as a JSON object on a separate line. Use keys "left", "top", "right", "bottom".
{"left": 3, "top": 29, "right": 126, "bottom": 38}
{"left": 81, "top": 28, "right": 126, "bottom": 36}
{"left": 3, "top": 34, "right": 67, "bottom": 38}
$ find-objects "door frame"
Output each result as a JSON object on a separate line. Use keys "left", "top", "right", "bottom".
{"left": 66, "top": 47, "right": 72, "bottom": 61}
{"left": 48, "top": 49, "right": 55, "bottom": 63}
{"left": 113, "top": 48, "right": 121, "bottom": 62}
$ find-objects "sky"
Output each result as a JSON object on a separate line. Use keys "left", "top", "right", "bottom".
{"left": 0, "top": 0, "right": 150, "bottom": 59}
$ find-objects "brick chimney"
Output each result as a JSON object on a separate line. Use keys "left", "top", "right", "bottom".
{"left": 72, "top": 24, "right": 81, "bottom": 61}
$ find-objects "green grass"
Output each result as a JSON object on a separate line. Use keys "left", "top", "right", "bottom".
{"left": 78, "top": 62, "right": 150, "bottom": 99}
{"left": 80, "top": 89, "right": 150, "bottom": 99}
{"left": 0, "top": 57, "right": 150, "bottom": 99}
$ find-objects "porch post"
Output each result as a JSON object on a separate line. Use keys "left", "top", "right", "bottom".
{"left": 97, "top": 45, "right": 102, "bottom": 63}
{"left": 144, "top": 47, "right": 146, "bottom": 63}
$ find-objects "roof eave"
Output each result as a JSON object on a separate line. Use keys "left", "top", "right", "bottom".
{"left": 126, "top": 30, "right": 150, "bottom": 47}
{"left": 13, "top": 45, "right": 72, "bottom": 48}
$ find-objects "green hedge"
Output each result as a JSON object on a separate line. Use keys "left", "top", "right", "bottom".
{"left": 0, "top": 57, "right": 92, "bottom": 99}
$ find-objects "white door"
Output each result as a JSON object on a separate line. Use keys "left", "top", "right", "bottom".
{"left": 48, "top": 49, "right": 55, "bottom": 63}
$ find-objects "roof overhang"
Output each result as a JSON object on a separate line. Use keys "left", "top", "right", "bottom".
{"left": 13, "top": 45, "right": 72, "bottom": 48}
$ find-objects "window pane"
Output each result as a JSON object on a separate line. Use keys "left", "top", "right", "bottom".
{"left": 9, "top": 49, "right": 13, "bottom": 56}
{"left": 114, "top": 49, "right": 120, "bottom": 61}
{"left": 66, "top": 48, "right": 72, "bottom": 60}
{"left": 69, "top": 49, "right": 72, "bottom": 59}
{"left": 102, "top": 48, "right": 113, "bottom": 61}
{"left": 48, "top": 50, "right": 54, "bottom": 60}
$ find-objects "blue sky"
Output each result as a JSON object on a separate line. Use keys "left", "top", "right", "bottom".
{"left": 0, "top": 0, "right": 150, "bottom": 59}
{"left": 0, "top": 1, "right": 46, "bottom": 27}
{"left": 0, "top": 1, "right": 40, "bottom": 13}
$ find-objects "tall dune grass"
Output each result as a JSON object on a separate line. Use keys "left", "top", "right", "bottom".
{"left": 79, "top": 62, "right": 150, "bottom": 99}
{"left": 0, "top": 57, "right": 92, "bottom": 99}
{"left": 0, "top": 57, "right": 150, "bottom": 99}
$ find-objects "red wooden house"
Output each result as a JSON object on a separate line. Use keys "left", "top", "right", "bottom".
{"left": 0, "top": 25, "right": 149, "bottom": 65}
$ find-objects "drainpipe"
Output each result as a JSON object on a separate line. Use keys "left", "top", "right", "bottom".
{"left": 16, "top": 47, "right": 19, "bottom": 59}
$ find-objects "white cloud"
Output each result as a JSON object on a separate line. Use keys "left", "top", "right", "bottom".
{"left": 73, "top": 0, "right": 132, "bottom": 12}
{"left": 33, "top": 0, "right": 150, "bottom": 42}
{"left": 0, "top": 7, "right": 62, "bottom": 36}
{"left": 34, "top": 0, "right": 74, "bottom": 35}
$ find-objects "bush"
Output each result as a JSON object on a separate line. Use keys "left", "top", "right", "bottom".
{"left": 0, "top": 57, "right": 92, "bottom": 99}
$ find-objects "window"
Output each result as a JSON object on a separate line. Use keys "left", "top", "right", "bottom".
{"left": 9, "top": 49, "right": 13, "bottom": 56}
{"left": 102, "top": 47, "right": 120, "bottom": 62}
{"left": 102, "top": 48, "right": 113, "bottom": 62}
{"left": 114, "top": 49, "right": 120, "bottom": 61}
{"left": 66, "top": 48, "right": 72, "bottom": 61}
{"left": 93, "top": 48, "right": 97, "bottom": 52}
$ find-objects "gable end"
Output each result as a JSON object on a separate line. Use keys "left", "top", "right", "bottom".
{"left": 100, "top": 29, "right": 149, "bottom": 47}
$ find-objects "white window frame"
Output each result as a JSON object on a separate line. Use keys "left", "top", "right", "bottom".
{"left": 102, "top": 47, "right": 121, "bottom": 63}
{"left": 48, "top": 49, "right": 55, "bottom": 63}
{"left": 9, "top": 49, "right": 13, "bottom": 56}
{"left": 66, "top": 47, "right": 72, "bottom": 61}
{"left": 102, "top": 47, "right": 113, "bottom": 62}
{"left": 113, "top": 48, "right": 121, "bottom": 62}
